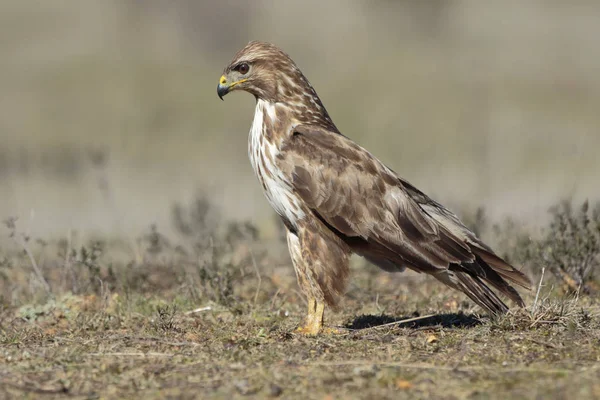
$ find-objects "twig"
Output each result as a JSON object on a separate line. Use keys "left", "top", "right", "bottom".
{"left": 531, "top": 265, "right": 546, "bottom": 317}
{"left": 184, "top": 306, "right": 212, "bottom": 315}
{"left": 528, "top": 313, "right": 546, "bottom": 329}
{"left": 269, "top": 290, "right": 290, "bottom": 317}
{"left": 86, "top": 352, "right": 174, "bottom": 357}
{"left": 374, "top": 293, "right": 386, "bottom": 314}
{"left": 62, "top": 228, "right": 72, "bottom": 291}
{"left": 12, "top": 234, "right": 51, "bottom": 296}
{"left": 292, "top": 289, "right": 308, "bottom": 307}
{"left": 250, "top": 250, "right": 262, "bottom": 308}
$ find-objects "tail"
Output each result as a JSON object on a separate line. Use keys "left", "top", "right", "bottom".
{"left": 435, "top": 250, "right": 531, "bottom": 314}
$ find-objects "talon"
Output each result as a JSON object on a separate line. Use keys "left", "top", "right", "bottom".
{"left": 321, "top": 326, "right": 346, "bottom": 335}
{"left": 294, "top": 325, "right": 321, "bottom": 336}
{"left": 293, "top": 300, "right": 347, "bottom": 336}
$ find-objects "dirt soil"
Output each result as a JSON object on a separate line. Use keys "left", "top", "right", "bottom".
{"left": 2, "top": 270, "right": 599, "bottom": 399}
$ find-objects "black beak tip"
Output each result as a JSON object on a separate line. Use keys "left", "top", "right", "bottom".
{"left": 217, "top": 84, "right": 228, "bottom": 101}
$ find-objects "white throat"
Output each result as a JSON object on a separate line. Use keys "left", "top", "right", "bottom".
{"left": 248, "top": 99, "right": 305, "bottom": 227}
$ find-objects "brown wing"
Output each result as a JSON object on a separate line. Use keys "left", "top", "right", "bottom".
{"left": 279, "top": 124, "right": 531, "bottom": 313}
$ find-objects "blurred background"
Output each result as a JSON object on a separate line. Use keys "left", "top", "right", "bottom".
{"left": 1, "top": 0, "right": 599, "bottom": 240}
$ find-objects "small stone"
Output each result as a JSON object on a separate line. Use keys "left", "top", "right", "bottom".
{"left": 426, "top": 334, "right": 438, "bottom": 344}
{"left": 268, "top": 383, "right": 283, "bottom": 397}
{"left": 234, "top": 379, "right": 250, "bottom": 395}
{"left": 395, "top": 379, "right": 413, "bottom": 389}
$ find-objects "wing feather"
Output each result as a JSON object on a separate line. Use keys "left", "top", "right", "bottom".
{"left": 278, "top": 124, "right": 531, "bottom": 312}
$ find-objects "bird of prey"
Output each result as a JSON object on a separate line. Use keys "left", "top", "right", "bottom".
{"left": 217, "top": 41, "right": 531, "bottom": 335}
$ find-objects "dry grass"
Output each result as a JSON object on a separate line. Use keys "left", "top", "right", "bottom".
{"left": 1, "top": 284, "right": 599, "bottom": 399}
{"left": 0, "top": 297, "right": 600, "bottom": 399}
{"left": 1, "top": 197, "right": 599, "bottom": 399}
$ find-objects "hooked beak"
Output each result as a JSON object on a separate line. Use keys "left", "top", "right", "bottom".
{"left": 217, "top": 75, "right": 229, "bottom": 100}
{"left": 217, "top": 75, "right": 248, "bottom": 100}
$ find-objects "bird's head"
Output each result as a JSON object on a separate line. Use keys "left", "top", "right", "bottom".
{"left": 217, "top": 41, "right": 308, "bottom": 103}
{"left": 217, "top": 41, "right": 336, "bottom": 129}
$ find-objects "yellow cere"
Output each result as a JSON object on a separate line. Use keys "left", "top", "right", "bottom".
{"left": 219, "top": 75, "right": 227, "bottom": 85}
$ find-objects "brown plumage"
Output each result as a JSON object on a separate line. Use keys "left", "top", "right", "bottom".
{"left": 217, "top": 41, "right": 531, "bottom": 334}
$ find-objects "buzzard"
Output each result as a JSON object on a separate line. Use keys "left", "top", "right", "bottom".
{"left": 217, "top": 41, "right": 531, "bottom": 335}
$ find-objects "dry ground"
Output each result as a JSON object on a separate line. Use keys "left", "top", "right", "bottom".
{"left": 1, "top": 225, "right": 599, "bottom": 399}
{"left": 1, "top": 198, "right": 599, "bottom": 399}
{"left": 1, "top": 287, "right": 599, "bottom": 399}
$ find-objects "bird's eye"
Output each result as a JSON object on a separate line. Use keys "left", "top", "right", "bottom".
{"left": 236, "top": 63, "right": 250, "bottom": 75}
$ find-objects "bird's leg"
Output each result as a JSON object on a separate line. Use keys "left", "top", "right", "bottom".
{"left": 295, "top": 298, "right": 324, "bottom": 335}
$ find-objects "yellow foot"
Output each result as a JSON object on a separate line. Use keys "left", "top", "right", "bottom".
{"left": 294, "top": 299, "right": 346, "bottom": 336}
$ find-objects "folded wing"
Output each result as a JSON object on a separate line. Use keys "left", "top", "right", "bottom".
{"left": 279, "top": 124, "right": 531, "bottom": 313}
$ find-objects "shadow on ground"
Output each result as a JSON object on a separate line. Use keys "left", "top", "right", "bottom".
{"left": 345, "top": 312, "right": 481, "bottom": 330}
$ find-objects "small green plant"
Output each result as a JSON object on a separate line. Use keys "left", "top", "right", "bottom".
{"left": 171, "top": 196, "right": 219, "bottom": 245}
{"left": 197, "top": 261, "right": 238, "bottom": 308}
{"left": 3, "top": 217, "right": 51, "bottom": 297}
{"left": 169, "top": 194, "right": 265, "bottom": 312}
{"left": 54, "top": 240, "right": 106, "bottom": 295}
{"left": 141, "top": 224, "right": 172, "bottom": 255}
{"left": 537, "top": 200, "right": 600, "bottom": 294}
